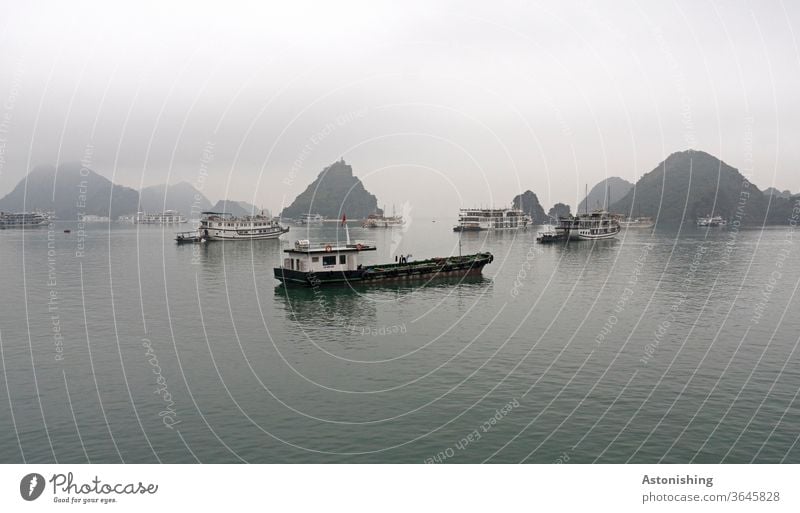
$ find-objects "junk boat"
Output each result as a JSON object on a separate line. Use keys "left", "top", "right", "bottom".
{"left": 453, "top": 207, "right": 532, "bottom": 232}
{"left": 135, "top": 210, "right": 187, "bottom": 224}
{"left": 274, "top": 239, "right": 493, "bottom": 286}
{"left": 298, "top": 213, "right": 324, "bottom": 225}
{"left": 619, "top": 216, "right": 655, "bottom": 229}
{"left": 176, "top": 211, "right": 289, "bottom": 243}
{"left": 697, "top": 215, "right": 727, "bottom": 227}
{"left": 0, "top": 211, "right": 50, "bottom": 228}
{"left": 362, "top": 206, "right": 405, "bottom": 228}
{"left": 555, "top": 211, "right": 621, "bottom": 240}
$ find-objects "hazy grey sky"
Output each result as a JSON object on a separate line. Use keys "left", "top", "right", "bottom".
{"left": 1, "top": 0, "right": 798, "bottom": 216}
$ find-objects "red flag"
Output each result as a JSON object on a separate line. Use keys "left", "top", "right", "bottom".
{"left": 341, "top": 214, "right": 346, "bottom": 226}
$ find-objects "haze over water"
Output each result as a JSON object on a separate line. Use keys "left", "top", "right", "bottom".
{"left": 0, "top": 220, "right": 798, "bottom": 463}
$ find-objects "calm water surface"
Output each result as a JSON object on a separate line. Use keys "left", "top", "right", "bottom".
{"left": 1, "top": 219, "right": 798, "bottom": 463}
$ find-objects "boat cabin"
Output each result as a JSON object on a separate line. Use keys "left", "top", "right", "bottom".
{"left": 281, "top": 239, "right": 377, "bottom": 273}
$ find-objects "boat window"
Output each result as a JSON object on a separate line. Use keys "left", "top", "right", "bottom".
{"left": 312, "top": 257, "right": 319, "bottom": 262}
{"left": 322, "top": 255, "right": 336, "bottom": 266}
{"left": 339, "top": 255, "right": 346, "bottom": 264}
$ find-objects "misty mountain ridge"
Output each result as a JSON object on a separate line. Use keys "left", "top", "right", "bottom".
{"left": 0, "top": 164, "right": 259, "bottom": 220}
{"left": 610, "top": 149, "right": 797, "bottom": 225}
{"left": 0, "top": 163, "right": 139, "bottom": 220}
{"left": 577, "top": 176, "right": 634, "bottom": 213}
{"left": 139, "top": 182, "right": 211, "bottom": 220}
{"left": 210, "top": 200, "right": 266, "bottom": 217}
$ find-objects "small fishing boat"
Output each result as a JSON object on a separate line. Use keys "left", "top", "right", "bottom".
{"left": 274, "top": 239, "right": 493, "bottom": 286}
{"left": 536, "top": 228, "right": 565, "bottom": 244}
{"left": 175, "top": 231, "right": 206, "bottom": 244}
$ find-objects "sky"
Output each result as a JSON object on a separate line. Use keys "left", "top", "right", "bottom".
{"left": 0, "top": 0, "right": 798, "bottom": 217}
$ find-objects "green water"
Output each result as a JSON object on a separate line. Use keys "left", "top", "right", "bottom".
{"left": 0, "top": 220, "right": 798, "bottom": 463}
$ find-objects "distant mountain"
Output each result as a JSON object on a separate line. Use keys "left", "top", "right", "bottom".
{"left": 577, "top": 177, "right": 633, "bottom": 213}
{"left": 0, "top": 163, "right": 139, "bottom": 220}
{"left": 281, "top": 159, "right": 380, "bottom": 219}
{"left": 139, "top": 182, "right": 211, "bottom": 220}
{"left": 511, "top": 190, "right": 547, "bottom": 224}
{"left": 610, "top": 150, "right": 794, "bottom": 225}
{"left": 764, "top": 187, "right": 792, "bottom": 199}
{"left": 210, "top": 200, "right": 266, "bottom": 217}
{"left": 547, "top": 202, "right": 571, "bottom": 222}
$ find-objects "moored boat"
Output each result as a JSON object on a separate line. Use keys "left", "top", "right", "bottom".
{"left": 362, "top": 207, "right": 405, "bottom": 228}
{"left": 196, "top": 211, "right": 289, "bottom": 241}
{"left": 697, "top": 215, "right": 727, "bottom": 227}
{"left": 298, "top": 213, "right": 324, "bottom": 225}
{"left": 175, "top": 231, "right": 205, "bottom": 244}
{"left": 536, "top": 228, "right": 566, "bottom": 243}
{"left": 135, "top": 210, "right": 187, "bottom": 224}
{"left": 619, "top": 216, "right": 655, "bottom": 229}
{"left": 453, "top": 207, "right": 532, "bottom": 232}
{"left": 555, "top": 211, "right": 621, "bottom": 240}
{"left": 274, "top": 239, "right": 493, "bottom": 286}
{"left": 0, "top": 211, "right": 50, "bottom": 228}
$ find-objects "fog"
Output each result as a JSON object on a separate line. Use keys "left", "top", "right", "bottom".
{"left": 1, "top": 0, "right": 798, "bottom": 216}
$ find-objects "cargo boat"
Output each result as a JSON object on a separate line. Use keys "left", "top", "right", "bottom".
{"left": 274, "top": 239, "right": 493, "bottom": 286}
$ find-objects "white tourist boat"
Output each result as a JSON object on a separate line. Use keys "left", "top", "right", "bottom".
{"left": 555, "top": 211, "right": 621, "bottom": 240}
{"left": 697, "top": 215, "right": 727, "bottom": 227}
{"left": 298, "top": 213, "right": 324, "bottom": 225}
{"left": 197, "top": 211, "right": 289, "bottom": 240}
{"left": 452, "top": 207, "right": 532, "bottom": 232}
{"left": 619, "top": 216, "right": 655, "bottom": 229}
{"left": 135, "top": 210, "right": 187, "bottom": 224}
{"left": 0, "top": 211, "right": 50, "bottom": 228}
{"left": 362, "top": 213, "right": 405, "bottom": 228}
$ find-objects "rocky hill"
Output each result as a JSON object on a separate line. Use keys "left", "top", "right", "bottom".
{"left": 139, "top": 182, "right": 211, "bottom": 219}
{"left": 610, "top": 150, "right": 793, "bottom": 225}
{"left": 511, "top": 190, "right": 547, "bottom": 224}
{"left": 210, "top": 200, "right": 265, "bottom": 217}
{"left": 281, "top": 159, "right": 379, "bottom": 219}
{"left": 577, "top": 176, "right": 633, "bottom": 213}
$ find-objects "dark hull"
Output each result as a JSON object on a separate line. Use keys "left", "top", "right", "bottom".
{"left": 274, "top": 253, "right": 494, "bottom": 287}
{"left": 536, "top": 233, "right": 566, "bottom": 244}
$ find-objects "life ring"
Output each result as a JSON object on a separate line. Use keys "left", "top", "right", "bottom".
{"left": 356, "top": 243, "right": 363, "bottom": 251}
{"left": 325, "top": 245, "right": 332, "bottom": 252}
